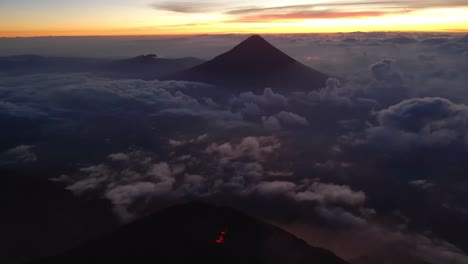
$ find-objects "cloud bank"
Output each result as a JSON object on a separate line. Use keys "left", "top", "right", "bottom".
{"left": 2, "top": 32, "right": 468, "bottom": 264}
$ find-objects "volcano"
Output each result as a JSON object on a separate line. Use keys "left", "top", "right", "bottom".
{"left": 163, "top": 35, "right": 329, "bottom": 91}
{"left": 30, "top": 202, "right": 348, "bottom": 264}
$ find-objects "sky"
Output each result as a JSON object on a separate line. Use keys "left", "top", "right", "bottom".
{"left": 1, "top": 0, "right": 468, "bottom": 37}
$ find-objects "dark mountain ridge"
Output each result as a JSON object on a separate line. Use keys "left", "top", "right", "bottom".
{"left": 109, "top": 55, "right": 205, "bottom": 80}
{"left": 0, "top": 54, "right": 204, "bottom": 80}
{"left": 30, "top": 202, "right": 348, "bottom": 264}
{"left": 163, "top": 35, "right": 329, "bottom": 91}
{"left": 1, "top": 35, "right": 329, "bottom": 90}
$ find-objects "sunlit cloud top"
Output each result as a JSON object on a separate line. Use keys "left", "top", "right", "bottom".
{"left": 1, "top": 0, "right": 468, "bottom": 37}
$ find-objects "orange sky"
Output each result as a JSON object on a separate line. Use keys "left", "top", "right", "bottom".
{"left": 1, "top": 1, "right": 467, "bottom": 37}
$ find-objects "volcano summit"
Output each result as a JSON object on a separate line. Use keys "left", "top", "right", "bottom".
{"left": 164, "top": 35, "right": 329, "bottom": 91}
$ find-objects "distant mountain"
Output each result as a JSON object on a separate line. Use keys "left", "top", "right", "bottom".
{"left": 383, "top": 37, "right": 418, "bottom": 44}
{"left": 0, "top": 55, "right": 108, "bottom": 74}
{"left": 109, "top": 55, "right": 205, "bottom": 80}
{"left": 421, "top": 38, "right": 449, "bottom": 45}
{"left": 31, "top": 202, "right": 348, "bottom": 264}
{"left": 163, "top": 35, "right": 329, "bottom": 91}
{"left": 0, "top": 54, "right": 204, "bottom": 80}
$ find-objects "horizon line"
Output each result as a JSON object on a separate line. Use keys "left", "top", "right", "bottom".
{"left": 1, "top": 29, "right": 468, "bottom": 39}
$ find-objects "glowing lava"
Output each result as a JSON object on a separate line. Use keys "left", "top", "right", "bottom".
{"left": 215, "top": 229, "right": 227, "bottom": 244}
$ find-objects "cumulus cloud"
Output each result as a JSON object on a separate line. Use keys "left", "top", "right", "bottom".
{"left": 0, "top": 145, "right": 37, "bottom": 165}
{"left": 230, "top": 88, "right": 288, "bottom": 119}
{"left": 371, "top": 60, "right": 397, "bottom": 81}
{"left": 53, "top": 151, "right": 180, "bottom": 221}
{"left": 262, "top": 115, "right": 282, "bottom": 130}
{"left": 168, "top": 134, "right": 208, "bottom": 147}
{"left": 254, "top": 181, "right": 296, "bottom": 196}
{"left": 0, "top": 101, "right": 47, "bottom": 118}
{"left": 105, "top": 182, "right": 162, "bottom": 221}
{"left": 305, "top": 59, "right": 407, "bottom": 107}
{"left": 361, "top": 98, "right": 468, "bottom": 149}
{"left": 206, "top": 136, "right": 280, "bottom": 162}
{"left": 253, "top": 180, "right": 367, "bottom": 212}
{"left": 265, "top": 171, "right": 294, "bottom": 177}
{"left": 315, "top": 206, "right": 367, "bottom": 227}
{"left": 307, "top": 78, "right": 354, "bottom": 106}
{"left": 437, "top": 42, "right": 468, "bottom": 54}
{"left": 0, "top": 73, "right": 214, "bottom": 120}
{"left": 109, "top": 153, "right": 130, "bottom": 161}
{"left": 235, "top": 88, "right": 287, "bottom": 108}
{"left": 204, "top": 137, "right": 278, "bottom": 184}
{"left": 159, "top": 107, "right": 247, "bottom": 128}
{"left": 0, "top": 73, "right": 262, "bottom": 132}
{"left": 275, "top": 111, "right": 309, "bottom": 126}
{"left": 313, "top": 160, "right": 353, "bottom": 171}
{"left": 262, "top": 111, "right": 309, "bottom": 130}
{"left": 369, "top": 59, "right": 406, "bottom": 97}
{"left": 409, "top": 179, "right": 435, "bottom": 190}
{"left": 412, "top": 234, "right": 468, "bottom": 264}
{"left": 54, "top": 136, "right": 370, "bottom": 226}
{"left": 376, "top": 229, "right": 468, "bottom": 264}
{"left": 293, "top": 181, "right": 366, "bottom": 207}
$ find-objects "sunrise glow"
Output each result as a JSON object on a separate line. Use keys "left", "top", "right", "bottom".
{"left": 1, "top": 1, "right": 468, "bottom": 37}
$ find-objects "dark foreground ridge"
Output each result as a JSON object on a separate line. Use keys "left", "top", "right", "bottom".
{"left": 30, "top": 202, "right": 348, "bottom": 264}
{"left": 164, "top": 35, "right": 329, "bottom": 91}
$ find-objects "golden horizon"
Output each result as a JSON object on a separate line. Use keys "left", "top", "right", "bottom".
{"left": 1, "top": 2, "right": 467, "bottom": 38}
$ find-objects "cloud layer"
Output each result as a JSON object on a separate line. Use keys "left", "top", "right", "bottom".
{"left": 2, "top": 32, "right": 468, "bottom": 264}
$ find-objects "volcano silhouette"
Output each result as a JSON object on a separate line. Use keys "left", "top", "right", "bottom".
{"left": 30, "top": 202, "right": 348, "bottom": 264}
{"left": 164, "top": 35, "right": 329, "bottom": 91}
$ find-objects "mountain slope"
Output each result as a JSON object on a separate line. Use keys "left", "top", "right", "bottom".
{"left": 31, "top": 202, "right": 348, "bottom": 264}
{"left": 108, "top": 55, "right": 205, "bottom": 80}
{"left": 163, "top": 35, "right": 329, "bottom": 91}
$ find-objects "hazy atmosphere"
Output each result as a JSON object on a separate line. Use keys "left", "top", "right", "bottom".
{"left": 1, "top": 1, "right": 468, "bottom": 264}
{"left": 2, "top": 0, "right": 468, "bottom": 36}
